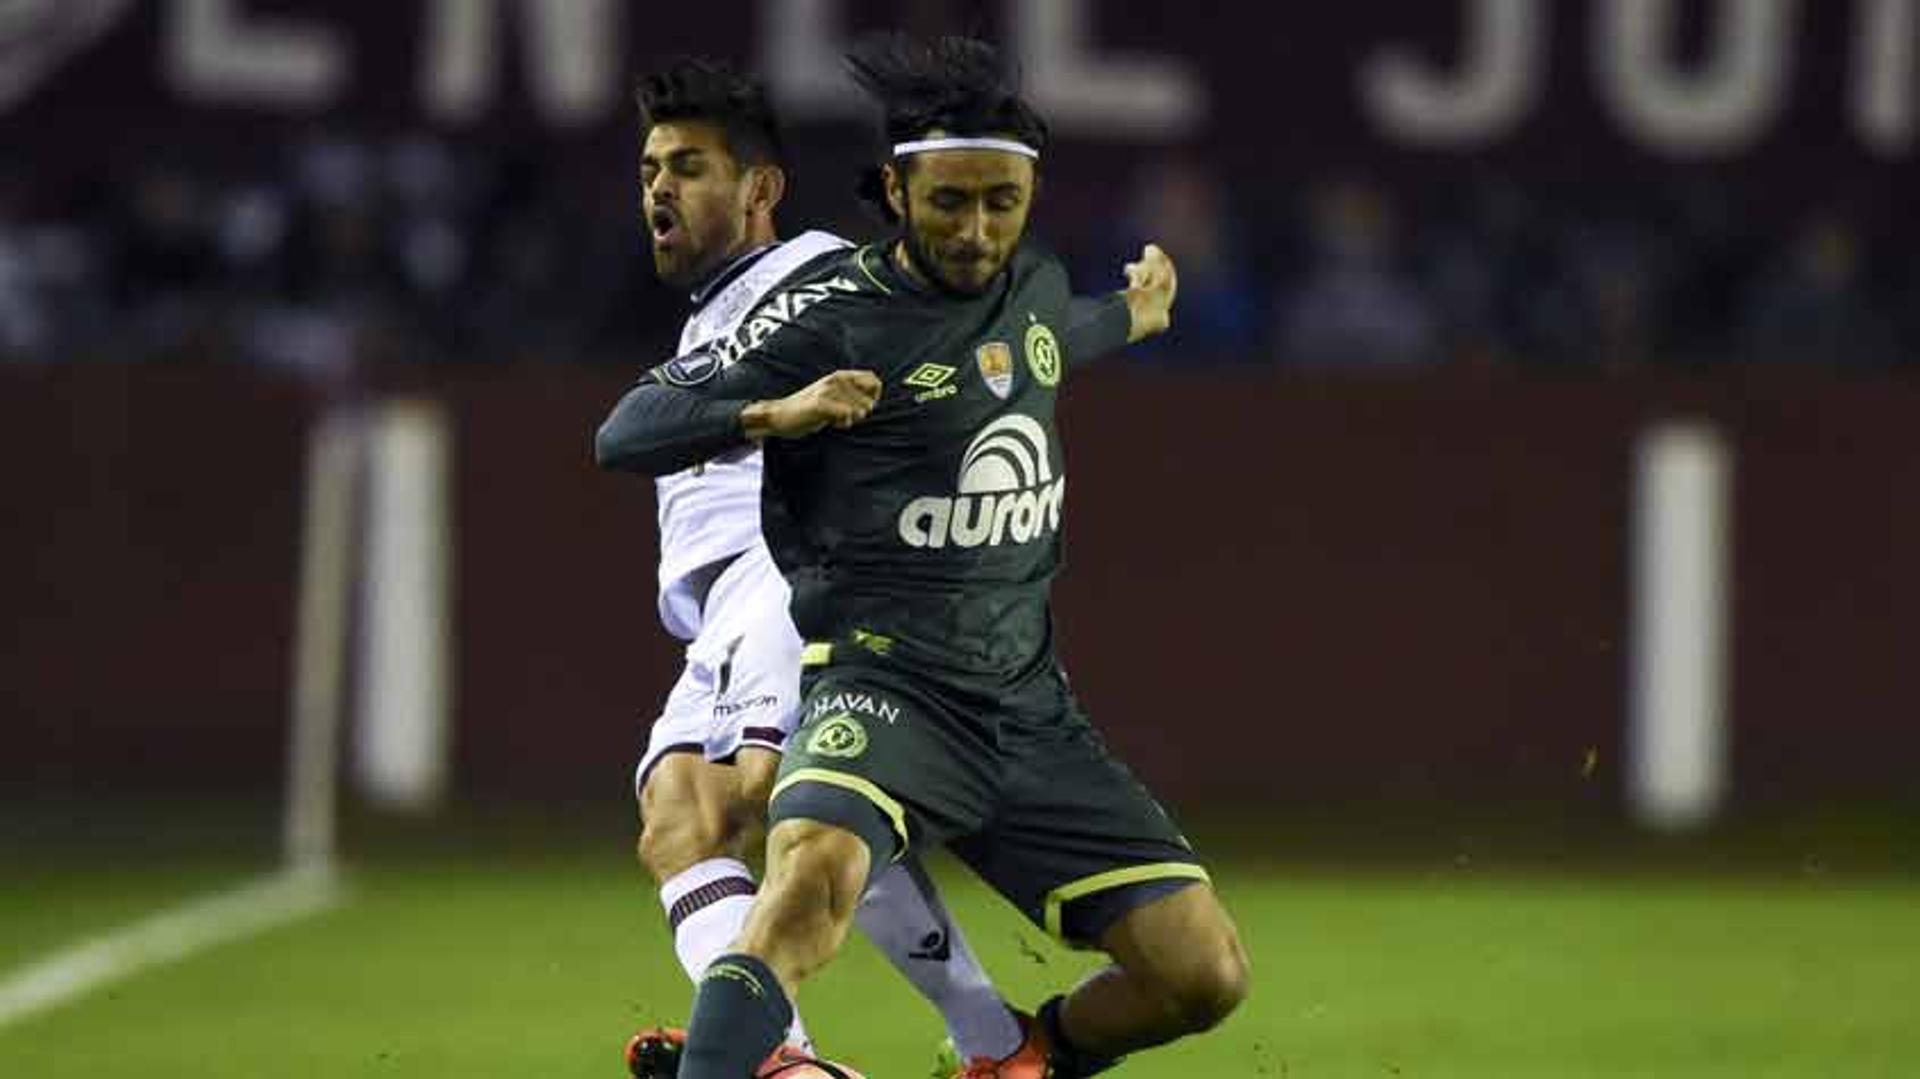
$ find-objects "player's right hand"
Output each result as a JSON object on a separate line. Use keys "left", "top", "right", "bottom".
{"left": 745, "top": 370, "right": 882, "bottom": 439}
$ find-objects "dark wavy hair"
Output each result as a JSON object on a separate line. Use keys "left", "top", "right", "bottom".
{"left": 844, "top": 35, "right": 1047, "bottom": 221}
{"left": 635, "top": 56, "right": 785, "bottom": 169}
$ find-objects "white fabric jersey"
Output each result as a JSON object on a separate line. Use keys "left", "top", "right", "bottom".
{"left": 654, "top": 230, "right": 849, "bottom": 639}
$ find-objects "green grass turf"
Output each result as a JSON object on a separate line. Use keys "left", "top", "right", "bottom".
{"left": 2, "top": 837, "right": 1917, "bottom": 1078}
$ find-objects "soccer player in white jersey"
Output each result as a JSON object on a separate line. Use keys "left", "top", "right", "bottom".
{"left": 607, "top": 58, "right": 1040, "bottom": 1078}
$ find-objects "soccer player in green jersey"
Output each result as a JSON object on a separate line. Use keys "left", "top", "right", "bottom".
{"left": 596, "top": 36, "right": 1249, "bottom": 1079}
{"left": 612, "top": 57, "right": 1036, "bottom": 1079}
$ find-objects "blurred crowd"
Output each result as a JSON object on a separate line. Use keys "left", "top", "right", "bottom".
{"left": 1, "top": 134, "right": 1912, "bottom": 372}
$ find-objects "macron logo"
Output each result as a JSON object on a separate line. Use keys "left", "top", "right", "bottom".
{"left": 898, "top": 414, "right": 1065, "bottom": 549}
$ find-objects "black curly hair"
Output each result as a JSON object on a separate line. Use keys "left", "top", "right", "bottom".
{"left": 635, "top": 56, "right": 785, "bottom": 170}
{"left": 844, "top": 35, "right": 1047, "bottom": 222}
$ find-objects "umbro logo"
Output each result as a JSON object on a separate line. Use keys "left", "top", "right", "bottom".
{"left": 905, "top": 362, "right": 959, "bottom": 404}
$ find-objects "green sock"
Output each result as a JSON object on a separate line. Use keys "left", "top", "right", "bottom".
{"left": 680, "top": 954, "right": 791, "bottom": 1079}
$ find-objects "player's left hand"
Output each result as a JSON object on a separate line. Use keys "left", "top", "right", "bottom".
{"left": 1122, "top": 243, "right": 1178, "bottom": 343}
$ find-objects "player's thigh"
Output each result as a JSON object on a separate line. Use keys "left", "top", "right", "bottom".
{"left": 952, "top": 719, "right": 1207, "bottom": 948}
{"left": 734, "top": 745, "right": 782, "bottom": 808}
{"left": 637, "top": 751, "right": 751, "bottom": 872}
{"left": 769, "top": 670, "right": 996, "bottom": 875}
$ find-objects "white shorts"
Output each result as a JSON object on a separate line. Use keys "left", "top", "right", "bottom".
{"left": 633, "top": 543, "right": 802, "bottom": 798}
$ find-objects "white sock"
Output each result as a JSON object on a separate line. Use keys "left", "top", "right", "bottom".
{"left": 856, "top": 860, "right": 1021, "bottom": 1061}
{"left": 659, "top": 858, "right": 812, "bottom": 1051}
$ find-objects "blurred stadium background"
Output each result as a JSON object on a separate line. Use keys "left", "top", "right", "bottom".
{"left": 3, "top": 2, "right": 1917, "bottom": 1076}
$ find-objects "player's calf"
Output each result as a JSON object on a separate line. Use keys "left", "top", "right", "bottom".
{"left": 679, "top": 820, "right": 872, "bottom": 1079}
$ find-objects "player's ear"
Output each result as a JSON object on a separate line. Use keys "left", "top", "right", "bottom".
{"left": 745, "top": 163, "right": 786, "bottom": 215}
{"left": 882, "top": 163, "right": 907, "bottom": 220}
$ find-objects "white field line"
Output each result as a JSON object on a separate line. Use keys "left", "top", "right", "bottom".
{"left": 0, "top": 867, "right": 347, "bottom": 1031}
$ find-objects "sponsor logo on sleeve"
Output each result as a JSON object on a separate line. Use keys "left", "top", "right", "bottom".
{"left": 658, "top": 350, "right": 721, "bottom": 386}
{"left": 707, "top": 276, "right": 863, "bottom": 366}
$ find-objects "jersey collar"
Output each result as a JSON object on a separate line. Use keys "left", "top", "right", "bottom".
{"left": 689, "top": 242, "right": 778, "bottom": 309}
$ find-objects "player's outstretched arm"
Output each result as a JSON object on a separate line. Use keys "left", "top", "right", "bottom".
{"left": 1063, "top": 243, "right": 1181, "bottom": 365}
{"left": 594, "top": 366, "right": 882, "bottom": 476}
{"left": 593, "top": 374, "right": 752, "bottom": 476}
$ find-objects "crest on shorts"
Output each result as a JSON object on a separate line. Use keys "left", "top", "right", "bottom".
{"left": 1024, "top": 321, "right": 1061, "bottom": 388}
{"left": 806, "top": 714, "right": 868, "bottom": 759}
{"left": 975, "top": 341, "right": 1014, "bottom": 399}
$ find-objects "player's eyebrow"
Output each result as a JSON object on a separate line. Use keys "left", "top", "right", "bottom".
{"left": 642, "top": 147, "right": 709, "bottom": 169}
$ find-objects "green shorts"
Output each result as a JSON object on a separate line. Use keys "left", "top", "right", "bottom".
{"left": 768, "top": 656, "right": 1207, "bottom": 947}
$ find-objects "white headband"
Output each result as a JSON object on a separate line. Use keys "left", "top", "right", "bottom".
{"left": 891, "top": 137, "right": 1039, "bottom": 160}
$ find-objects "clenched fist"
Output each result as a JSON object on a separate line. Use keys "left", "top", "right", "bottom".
{"left": 1122, "top": 243, "right": 1179, "bottom": 343}
{"left": 743, "top": 370, "right": 883, "bottom": 439}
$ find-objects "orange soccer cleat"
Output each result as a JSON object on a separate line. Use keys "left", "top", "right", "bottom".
{"left": 947, "top": 1010, "right": 1050, "bottom": 1079}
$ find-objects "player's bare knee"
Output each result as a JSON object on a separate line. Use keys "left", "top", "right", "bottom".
{"left": 1167, "top": 938, "right": 1251, "bottom": 1033}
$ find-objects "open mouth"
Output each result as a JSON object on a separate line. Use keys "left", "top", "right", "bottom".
{"left": 649, "top": 207, "right": 681, "bottom": 246}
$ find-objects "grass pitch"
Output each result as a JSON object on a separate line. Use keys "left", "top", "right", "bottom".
{"left": 2, "top": 814, "right": 1916, "bottom": 1078}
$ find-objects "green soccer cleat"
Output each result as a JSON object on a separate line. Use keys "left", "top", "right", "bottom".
{"left": 931, "top": 1036, "right": 963, "bottom": 1077}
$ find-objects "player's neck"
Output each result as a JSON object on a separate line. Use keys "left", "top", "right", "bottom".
{"left": 690, "top": 236, "right": 781, "bottom": 304}
{"left": 889, "top": 239, "right": 936, "bottom": 291}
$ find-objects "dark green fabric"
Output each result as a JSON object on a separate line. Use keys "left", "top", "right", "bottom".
{"left": 645, "top": 241, "right": 1128, "bottom": 689}
{"left": 775, "top": 661, "right": 1201, "bottom": 940}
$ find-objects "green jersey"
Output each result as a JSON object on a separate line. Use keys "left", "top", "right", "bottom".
{"left": 644, "top": 241, "right": 1132, "bottom": 689}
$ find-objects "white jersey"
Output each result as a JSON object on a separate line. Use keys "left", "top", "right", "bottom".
{"left": 654, "top": 230, "right": 849, "bottom": 640}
